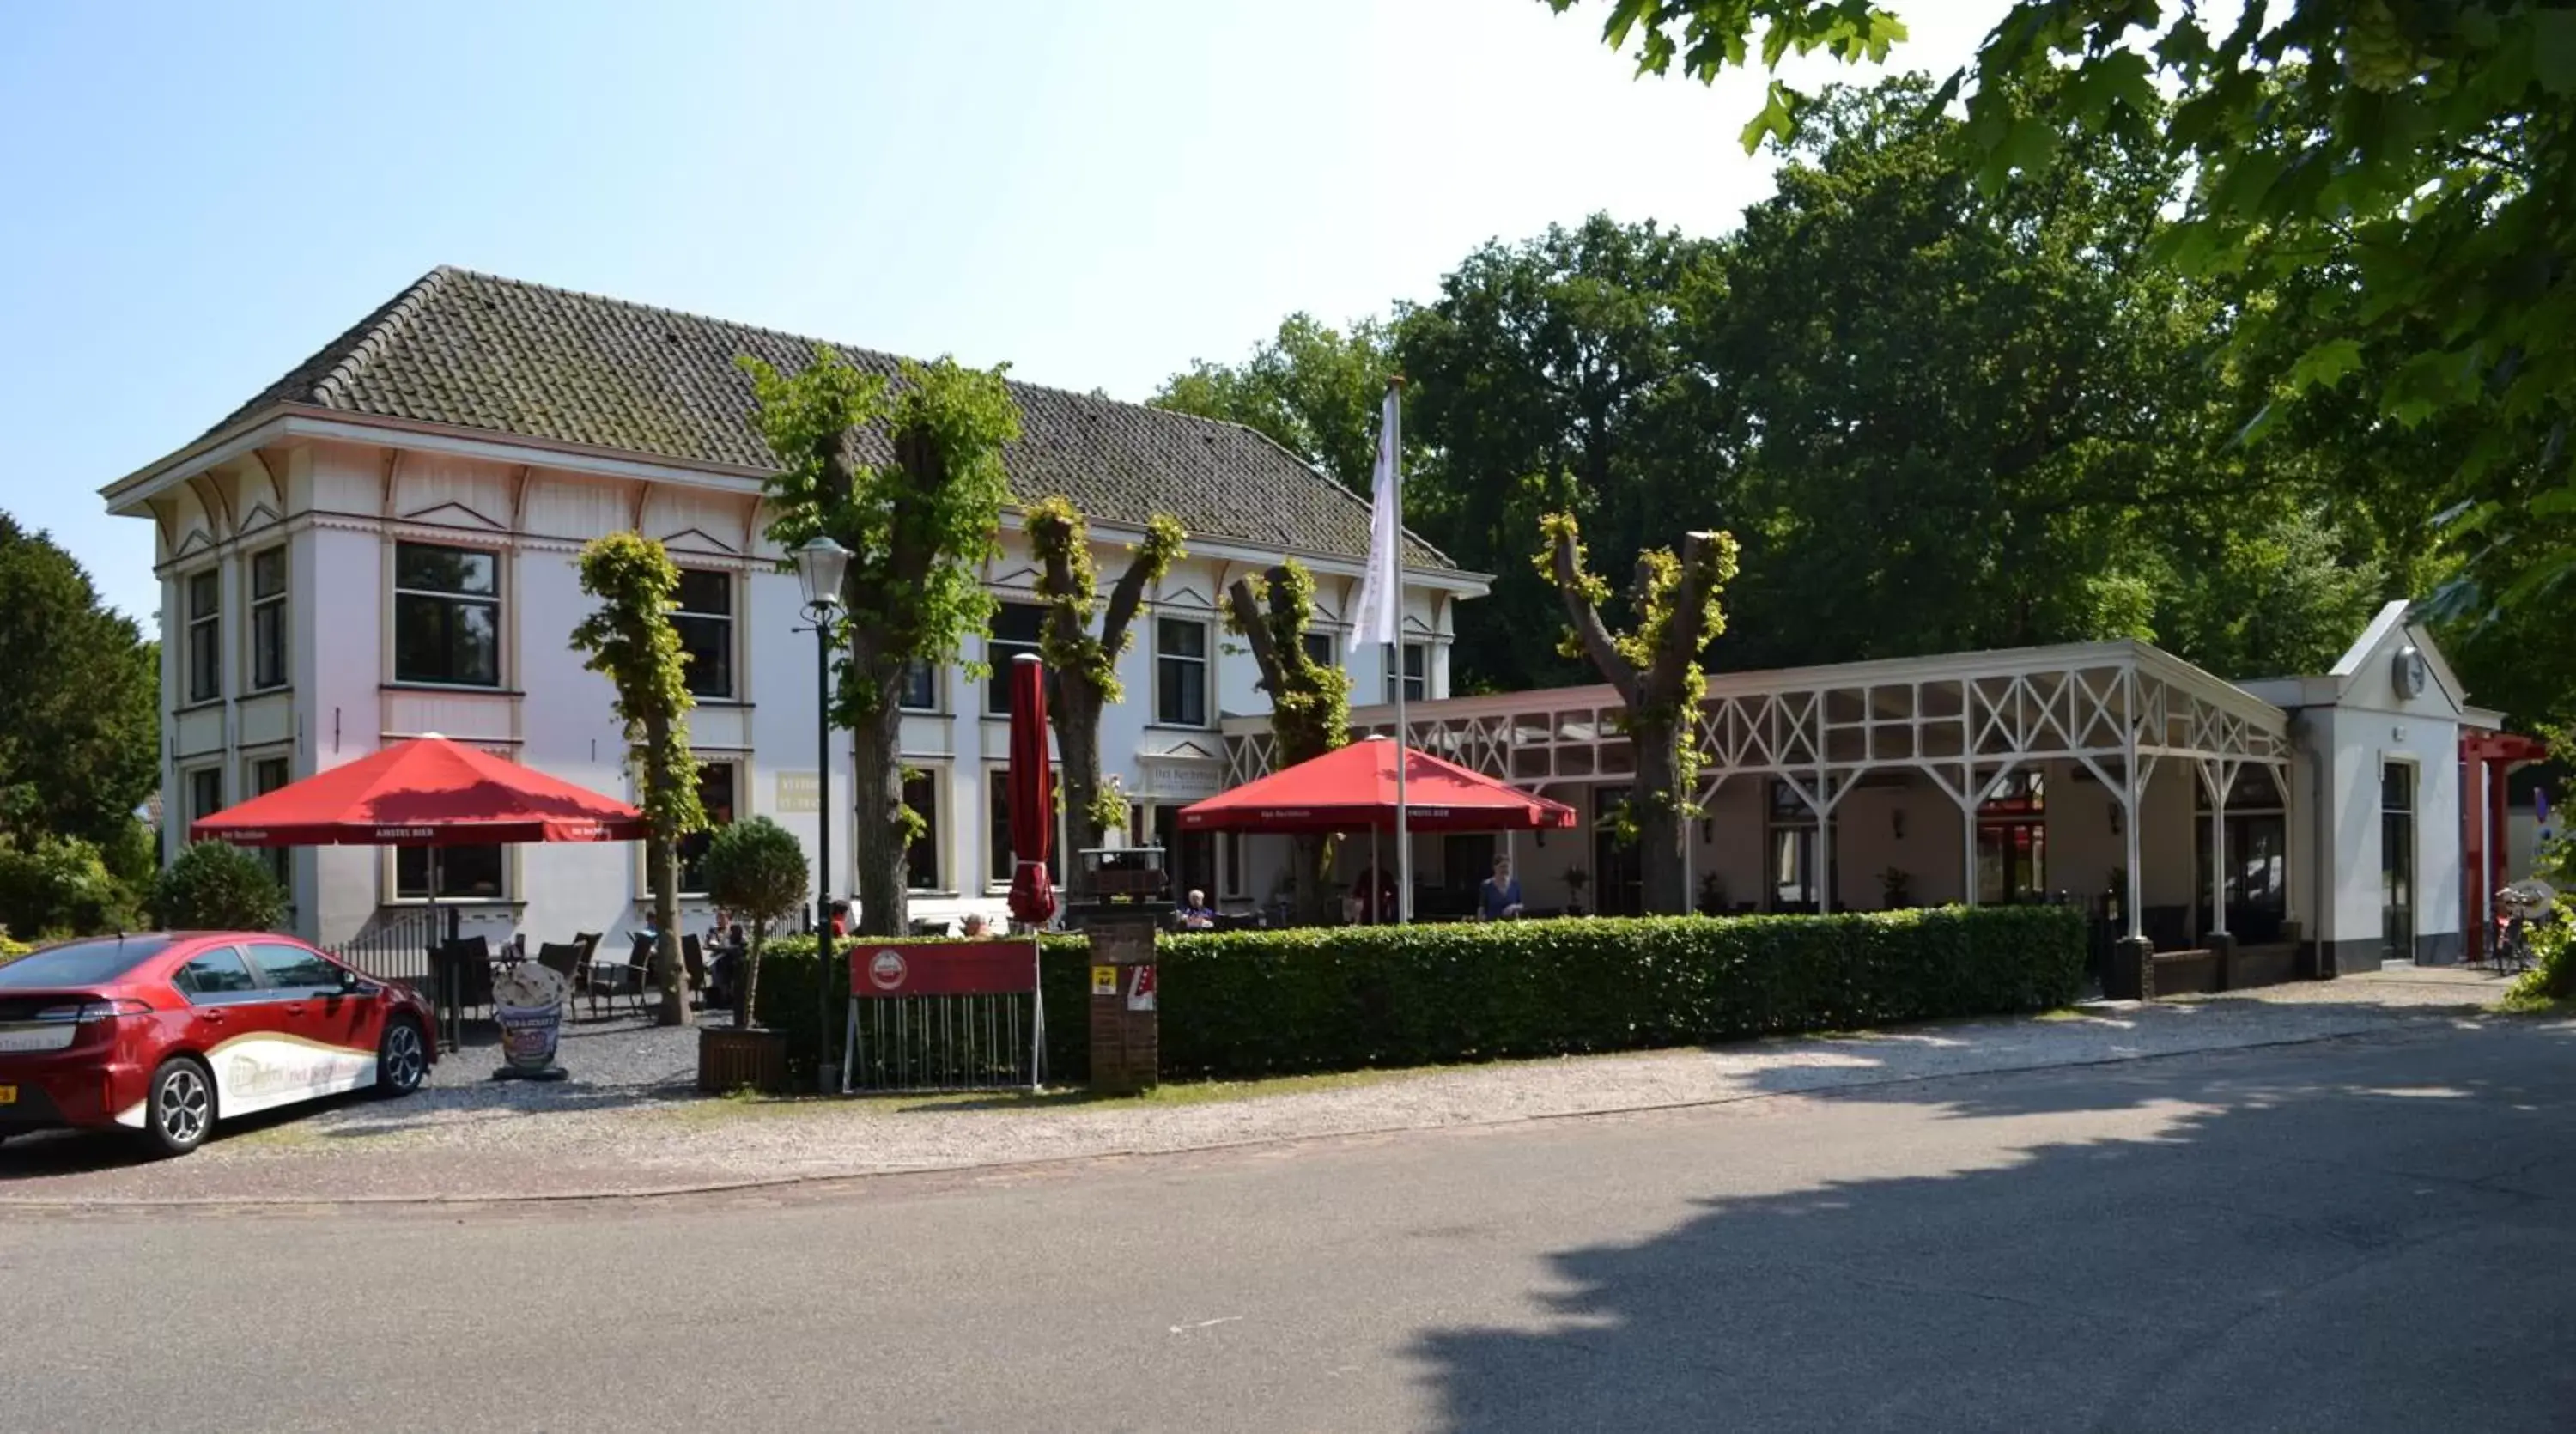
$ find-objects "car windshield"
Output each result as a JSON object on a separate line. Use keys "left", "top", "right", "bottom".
{"left": 0, "top": 935, "right": 178, "bottom": 988}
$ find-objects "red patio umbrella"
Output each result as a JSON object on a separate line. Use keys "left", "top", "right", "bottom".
{"left": 1176, "top": 738, "right": 1577, "bottom": 834}
{"left": 190, "top": 734, "right": 648, "bottom": 1045}
{"left": 189, "top": 734, "right": 648, "bottom": 848}
{"left": 1005, "top": 655, "right": 1057, "bottom": 927}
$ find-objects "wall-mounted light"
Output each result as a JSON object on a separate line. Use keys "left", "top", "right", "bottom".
{"left": 2108, "top": 801, "right": 2123, "bottom": 837}
{"left": 1891, "top": 808, "right": 1906, "bottom": 841}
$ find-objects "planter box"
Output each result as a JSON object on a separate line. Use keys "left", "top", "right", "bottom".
{"left": 697, "top": 1026, "right": 789, "bottom": 1095}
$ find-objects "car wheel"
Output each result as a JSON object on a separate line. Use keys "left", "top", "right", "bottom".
{"left": 375, "top": 1017, "right": 427, "bottom": 1097}
{"left": 143, "top": 1056, "right": 216, "bottom": 1158}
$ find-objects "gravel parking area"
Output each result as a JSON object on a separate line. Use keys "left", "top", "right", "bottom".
{"left": 2, "top": 968, "right": 2550, "bottom": 1206}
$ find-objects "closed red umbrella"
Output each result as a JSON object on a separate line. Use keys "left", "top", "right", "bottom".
{"left": 1005, "top": 654, "right": 1057, "bottom": 927}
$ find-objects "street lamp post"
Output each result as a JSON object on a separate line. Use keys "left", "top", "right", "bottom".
{"left": 793, "top": 534, "right": 852, "bottom": 1093}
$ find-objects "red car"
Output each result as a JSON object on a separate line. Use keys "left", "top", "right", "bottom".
{"left": 0, "top": 932, "right": 437, "bottom": 1157}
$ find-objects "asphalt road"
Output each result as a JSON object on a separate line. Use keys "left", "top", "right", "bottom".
{"left": 5, "top": 1021, "right": 2573, "bottom": 1433}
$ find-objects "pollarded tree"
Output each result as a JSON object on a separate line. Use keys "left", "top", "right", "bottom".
{"left": 1222, "top": 560, "right": 1351, "bottom": 925}
{"left": 570, "top": 532, "right": 708, "bottom": 1027}
{"left": 1537, "top": 513, "right": 1738, "bottom": 914}
{"left": 743, "top": 348, "right": 1018, "bottom": 938}
{"left": 700, "top": 816, "right": 808, "bottom": 1030}
{"left": 1025, "top": 497, "right": 1187, "bottom": 865}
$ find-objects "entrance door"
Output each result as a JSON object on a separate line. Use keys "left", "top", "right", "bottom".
{"left": 2382, "top": 762, "right": 2415, "bottom": 962}
{"left": 1591, "top": 786, "right": 1643, "bottom": 916}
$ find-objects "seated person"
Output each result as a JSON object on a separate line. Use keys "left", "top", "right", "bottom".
{"left": 1478, "top": 858, "right": 1525, "bottom": 921}
{"left": 1176, "top": 889, "right": 1217, "bottom": 930}
{"left": 960, "top": 911, "right": 991, "bottom": 938}
{"left": 1350, "top": 866, "right": 1400, "bottom": 923}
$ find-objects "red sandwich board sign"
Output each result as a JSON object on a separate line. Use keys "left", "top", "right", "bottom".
{"left": 841, "top": 939, "right": 1045, "bottom": 1094}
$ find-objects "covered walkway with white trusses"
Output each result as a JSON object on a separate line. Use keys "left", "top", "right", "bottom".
{"left": 1220, "top": 641, "right": 2298, "bottom": 950}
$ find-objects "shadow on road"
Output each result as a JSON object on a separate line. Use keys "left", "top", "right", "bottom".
{"left": 1413, "top": 1016, "right": 2576, "bottom": 1433}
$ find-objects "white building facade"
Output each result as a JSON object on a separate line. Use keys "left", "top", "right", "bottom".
{"left": 104, "top": 268, "right": 1485, "bottom": 952}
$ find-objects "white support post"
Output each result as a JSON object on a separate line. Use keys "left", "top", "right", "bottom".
{"left": 1962, "top": 797, "right": 1980, "bottom": 908}
{"left": 2207, "top": 766, "right": 2231, "bottom": 939}
{"left": 2122, "top": 768, "right": 2146, "bottom": 941}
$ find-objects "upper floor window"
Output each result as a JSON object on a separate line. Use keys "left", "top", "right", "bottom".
{"left": 672, "top": 570, "right": 734, "bottom": 700}
{"left": 985, "top": 603, "right": 1045, "bottom": 715}
{"left": 900, "top": 659, "right": 939, "bottom": 712}
{"left": 1301, "top": 630, "right": 1335, "bottom": 670}
{"left": 249, "top": 547, "right": 288, "bottom": 691}
{"left": 185, "top": 569, "right": 221, "bottom": 703}
{"left": 1155, "top": 617, "right": 1211, "bottom": 727}
{"left": 393, "top": 543, "right": 500, "bottom": 687}
{"left": 186, "top": 766, "right": 223, "bottom": 829}
{"left": 1382, "top": 641, "right": 1427, "bottom": 702}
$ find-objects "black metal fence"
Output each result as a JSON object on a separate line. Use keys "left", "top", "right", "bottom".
{"left": 842, "top": 993, "right": 1043, "bottom": 1094}
{"left": 324, "top": 908, "right": 440, "bottom": 996}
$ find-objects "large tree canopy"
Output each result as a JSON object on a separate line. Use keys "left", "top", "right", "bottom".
{"left": 0, "top": 514, "right": 157, "bottom": 850}
{"left": 1552, "top": 0, "right": 2576, "bottom": 723}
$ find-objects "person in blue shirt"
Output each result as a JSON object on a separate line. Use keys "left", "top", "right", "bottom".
{"left": 1478, "top": 858, "right": 1524, "bottom": 921}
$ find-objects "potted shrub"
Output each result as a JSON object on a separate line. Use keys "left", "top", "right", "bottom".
{"left": 1880, "top": 866, "right": 1914, "bottom": 910}
{"left": 1563, "top": 866, "right": 1591, "bottom": 917}
{"left": 696, "top": 816, "right": 808, "bottom": 1094}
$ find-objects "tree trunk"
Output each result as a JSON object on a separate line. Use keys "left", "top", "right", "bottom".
{"left": 1291, "top": 833, "right": 1337, "bottom": 926}
{"left": 649, "top": 830, "right": 690, "bottom": 1027}
{"left": 736, "top": 923, "right": 762, "bottom": 1030}
{"left": 1631, "top": 715, "right": 1687, "bottom": 915}
{"left": 1055, "top": 684, "right": 1106, "bottom": 871}
{"left": 851, "top": 702, "right": 908, "bottom": 938}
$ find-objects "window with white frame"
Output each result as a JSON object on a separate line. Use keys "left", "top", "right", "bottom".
{"left": 987, "top": 767, "right": 1064, "bottom": 887}
{"left": 672, "top": 570, "right": 735, "bottom": 700}
{"left": 248, "top": 547, "right": 287, "bottom": 691}
{"left": 1382, "top": 641, "right": 1427, "bottom": 702}
{"left": 903, "top": 769, "right": 944, "bottom": 891}
{"left": 396, "top": 844, "right": 505, "bottom": 900}
{"left": 676, "top": 761, "right": 741, "bottom": 895}
{"left": 1155, "top": 617, "right": 1211, "bottom": 727}
{"left": 185, "top": 569, "right": 221, "bottom": 703}
{"left": 185, "top": 766, "right": 223, "bottom": 830}
{"left": 249, "top": 756, "right": 290, "bottom": 890}
{"left": 900, "top": 659, "right": 939, "bottom": 712}
{"left": 392, "top": 543, "right": 501, "bottom": 687}
{"left": 986, "top": 604, "right": 1046, "bottom": 715}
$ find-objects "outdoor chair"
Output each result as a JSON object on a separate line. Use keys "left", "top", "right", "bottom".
{"left": 434, "top": 936, "right": 495, "bottom": 1018}
{"left": 681, "top": 934, "right": 708, "bottom": 1012}
{"left": 534, "top": 941, "right": 583, "bottom": 996}
{"left": 589, "top": 933, "right": 653, "bottom": 1017}
{"left": 571, "top": 932, "right": 601, "bottom": 1001}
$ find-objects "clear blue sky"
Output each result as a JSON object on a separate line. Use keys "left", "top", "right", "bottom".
{"left": 0, "top": 0, "right": 2005, "bottom": 623}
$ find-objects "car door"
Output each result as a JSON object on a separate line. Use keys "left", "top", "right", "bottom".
{"left": 168, "top": 943, "right": 299, "bottom": 1118}
{"left": 241, "top": 942, "right": 376, "bottom": 1109}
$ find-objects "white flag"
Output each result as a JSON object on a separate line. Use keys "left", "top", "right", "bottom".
{"left": 1346, "top": 386, "right": 1403, "bottom": 653}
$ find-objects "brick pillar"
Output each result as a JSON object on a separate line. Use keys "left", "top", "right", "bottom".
{"left": 2107, "top": 934, "right": 2152, "bottom": 1001}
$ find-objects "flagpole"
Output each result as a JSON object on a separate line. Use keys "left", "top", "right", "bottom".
{"left": 1388, "top": 376, "right": 1411, "bottom": 926}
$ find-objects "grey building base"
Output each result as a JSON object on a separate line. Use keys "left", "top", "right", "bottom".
{"left": 2308, "top": 932, "right": 2465, "bottom": 977}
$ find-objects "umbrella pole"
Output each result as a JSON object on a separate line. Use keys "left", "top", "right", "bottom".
{"left": 1370, "top": 827, "right": 1380, "bottom": 926}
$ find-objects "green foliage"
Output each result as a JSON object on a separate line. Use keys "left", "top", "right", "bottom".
{"left": 702, "top": 817, "right": 809, "bottom": 929}
{"left": 1223, "top": 560, "right": 1350, "bottom": 769}
{"left": 1149, "top": 313, "right": 1400, "bottom": 495}
{"left": 701, "top": 816, "right": 810, "bottom": 1027}
{"left": 1554, "top": 0, "right": 2576, "bottom": 666}
{"left": 0, "top": 514, "right": 158, "bottom": 851}
{"left": 744, "top": 346, "right": 1020, "bottom": 935}
{"left": 0, "top": 929, "right": 31, "bottom": 963}
{"left": 151, "top": 841, "right": 284, "bottom": 933}
{"left": 1027, "top": 495, "right": 1186, "bottom": 856}
{"left": 1396, "top": 216, "right": 1731, "bottom": 691}
{"left": 755, "top": 906, "right": 2083, "bottom": 1083}
{"left": 0, "top": 833, "right": 141, "bottom": 939}
{"left": 2508, "top": 901, "right": 2574, "bottom": 1005}
{"left": 570, "top": 532, "right": 707, "bottom": 842}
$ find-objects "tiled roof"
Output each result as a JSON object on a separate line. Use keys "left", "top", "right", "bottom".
{"left": 213, "top": 267, "right": 1455, "bottom": 570}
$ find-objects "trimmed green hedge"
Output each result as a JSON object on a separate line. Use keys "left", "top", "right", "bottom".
{"left": 754, "top": 906, "right": 2085, "bottom": 1085}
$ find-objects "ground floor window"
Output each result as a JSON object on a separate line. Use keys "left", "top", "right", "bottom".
{"left": 249, "top": 756, "right": 291, "bottom": 894}
{"left": 1976, "top": 772, "right": 2046, "bottom": 904}
{"left": 1150, "top": 805, "right": 1216, "bottom": 904}
{"left": 986, "top": 767, "right": 1063, "bottom": 890}
{"left": 1591, "top": 785, "right": 1643, "bottom": 916}
{"left": 904, "top": 769, "right": 944, "bottom": 892}
{"left": 2195, "top": 766, "right": 2287, "bottom": 943}
{"left": 396, "top": 845, "right": 505, "bottom": 900}
{"left": 675, "top": 761, "right": 741, "bottom": 896}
